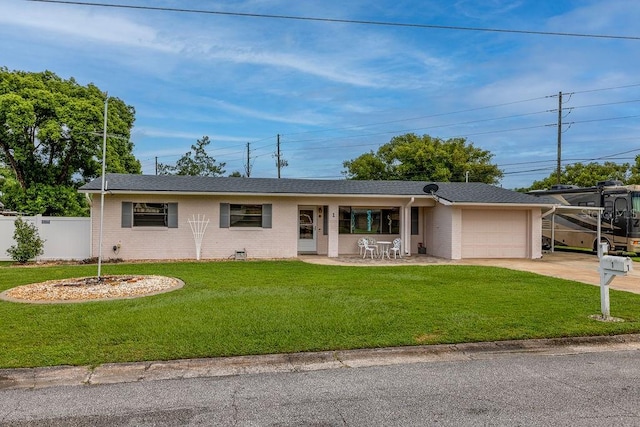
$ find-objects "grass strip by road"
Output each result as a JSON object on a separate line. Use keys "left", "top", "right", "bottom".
{"left": 1, "top": 260, "right": 639, "bottom": 369}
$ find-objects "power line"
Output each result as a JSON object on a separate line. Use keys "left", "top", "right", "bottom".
{"left": 499, "top": 148, "right": 640, "bottom": 168}
{"left": 571, "top": 83, "right": 640, "bottom": 94}
{"left": 282, "top": 96, "right": 551, "bottom": 138}
{"left": 524, "top": 149, "right": 640, "bottom": 167}
{"left": 501, "top": 150, "right": 640, "bottom": 177}
{"left": 144, "top": 109, "right": 640, "bottom": 169}
{"left": 281, "top": 104, "right": 640, "bottom": 156}
{"left": 256, "top": 111, "right": 639, "bottom": 158}
{"left": 137, "top": 88, "right": 640, "bottom": 178}
{"left": 27, "top": 0, "right": 640, "bottom": 41}
{"left": 568, "top": 99, "right": 640, "bottom": 110}
{"left": 283, "top": 110, "right": 553, "bottom": 146}
{"left": 281, "top": 94, "right": 640, "bottom": 147}
{"left": 138, "top": 87, "right": 640, "bottom": 165}
{"left": 569, "top": 114, "right": 640, "bottom": 125}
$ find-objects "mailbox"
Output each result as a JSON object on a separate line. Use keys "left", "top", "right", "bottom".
{"left": 598, "top": 255, "right": 632, "bottom": 319}
{"left": 600, "top": 255, "right": 633, "bottom": 273}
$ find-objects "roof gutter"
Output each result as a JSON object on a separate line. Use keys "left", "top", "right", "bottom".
{"left": 78, "top": 189, "right": 433, "bottom": 199}
{"left": 447, "top": 202, "right": 555, "bottom": 209}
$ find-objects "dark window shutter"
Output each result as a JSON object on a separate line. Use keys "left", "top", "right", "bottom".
{"left": 323, "top": 205, "right": 328, "bottom": 235}
{"left": 121, "top": 202, "right": 132, "bottom": 228}
{"left": 262, "top": 204, "right": 272, "bottom": 228}
{"left": 168, "top": 203, "right": 178, "bottom": 228}
{"left": 411, "top": 206, "right": 419, "bottom": 235}
{"left": 220, "top": 203, "right": 230, "bottom": 228}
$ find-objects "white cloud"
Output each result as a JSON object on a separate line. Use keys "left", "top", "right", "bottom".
{"left": 547, "top": 0, "right": 640, "bottom": 35}
{"left": 1, "top": 1, "right": 458, "bottom": 90}
{"left": 133, "top": 127, "right": 251, "bottom": 144}
{"left": 0, "top": 2, "right": 178, "bottom": 52}
{"left": 5, "top": 0, "right": 640, "bottom": 189}
{"left": 207, "top": 98, "right": 333, "bottom": 126}
{"left": 454, "top": 0, "right": 524, "bottom": 20}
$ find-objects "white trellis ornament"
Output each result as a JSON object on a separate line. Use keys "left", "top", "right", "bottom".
{"left": 188, "top": 214, "right": 209, "bottom": 260}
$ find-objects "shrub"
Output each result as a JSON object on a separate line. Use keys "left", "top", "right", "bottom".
{"left": 6, "top": 217, "right": 45, "bottom": 263}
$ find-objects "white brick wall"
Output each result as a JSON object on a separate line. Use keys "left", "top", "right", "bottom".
{"left": 425, "top": 205, "right": 457, "bottom": 259}
{"left": 92, "top": 195, "right": 299, "bottom": 260}
{"left": 92, "top": 195, "right": 423, "bottom": 260}
{"left": 89, "top": 194, "right": 543, "bottom": 261}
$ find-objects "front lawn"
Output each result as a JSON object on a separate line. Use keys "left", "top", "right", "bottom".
{"left": 1, "top": 260, "right": 639, "bottom": 368}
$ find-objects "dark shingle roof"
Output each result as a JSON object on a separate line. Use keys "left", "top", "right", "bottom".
{"left": 79, "top": 174, "right": 552, "bottom": 205}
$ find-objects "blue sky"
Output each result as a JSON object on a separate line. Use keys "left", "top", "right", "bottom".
{"left": 1, "top": 0, "right": 639, "bottom": 189}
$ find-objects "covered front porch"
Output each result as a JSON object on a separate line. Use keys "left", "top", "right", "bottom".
{"left": 296, "top": 198, "right": 436, "bottom": 258}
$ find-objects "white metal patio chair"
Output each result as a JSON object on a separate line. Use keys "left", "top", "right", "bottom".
{"left": 390, "top": 238, "right": 402, "bottom": 259}
{"left": 367, "top": 237, "right": 379, "bottom": 256}
{"left": 357, "top": 237, "right": 366, "bottom": 256}
{"left": 362, "top": 238, "right": 376, "bottom": 259}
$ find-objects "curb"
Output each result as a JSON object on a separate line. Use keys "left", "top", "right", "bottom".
{"left": 2, "top": 334, "right": 640, "bottom": 390}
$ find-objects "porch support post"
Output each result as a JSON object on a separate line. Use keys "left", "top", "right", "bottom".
{"left": 327, "top": 204, "right": 339, "bottom": 257}
{"left": 404, "top": 197, "right": 414, "bottom": 256}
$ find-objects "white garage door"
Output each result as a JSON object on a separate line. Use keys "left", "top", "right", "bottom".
{"left": 462, "top": 210, "right": 528, "bottom": 258}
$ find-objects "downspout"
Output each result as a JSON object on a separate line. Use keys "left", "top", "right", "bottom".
{"left": 551, "top": 209, "right": 555, "bottom": 253}
{"left": 404, "top": 197, "right": 415, "bottom": 256}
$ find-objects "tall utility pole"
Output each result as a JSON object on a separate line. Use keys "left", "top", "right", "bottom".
{"left": 274, "top": 134, "right": 288, "bottom": 178}
{"left": 556, "top": 91, "right": 562, "bottom": 185}
{"left": 276, "top": 134, "right": 281, "bottom": 178}
{"left": 245, "top": 142, "right": 252, "bottom": 177}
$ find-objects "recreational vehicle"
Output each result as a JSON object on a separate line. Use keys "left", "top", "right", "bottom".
{"left": 529, "top": 181, "right": 640, "bottom": 253}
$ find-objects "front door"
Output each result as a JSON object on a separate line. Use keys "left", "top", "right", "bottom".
{"left": 298, "top": 206, "right": 317, "bottom": 253}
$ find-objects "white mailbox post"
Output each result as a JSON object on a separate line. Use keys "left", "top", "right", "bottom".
{"left": 598, "top": 251, "right": 633, "bottom": 318}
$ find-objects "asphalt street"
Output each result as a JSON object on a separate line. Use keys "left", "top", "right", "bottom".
{"left": 1, "top": 342, "right": 640, "bottom": 426}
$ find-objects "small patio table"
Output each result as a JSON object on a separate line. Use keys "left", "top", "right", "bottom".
{"left": 376, "top": 241, "right": 392, "bottom": 259}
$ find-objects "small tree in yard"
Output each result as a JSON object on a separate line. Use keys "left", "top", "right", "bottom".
{"left": 7, "top": 217, "right": 45, "bottom": 263}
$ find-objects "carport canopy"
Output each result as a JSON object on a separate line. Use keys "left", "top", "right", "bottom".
{"left": 542, "top": 205, "right": 605, "bottom": 256}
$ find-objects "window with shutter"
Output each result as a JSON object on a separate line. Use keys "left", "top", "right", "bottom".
{"left": 121, "top": 202, "right": 132, "bottom": 228}
{"left": 220, "top": 203, "right": 230, "bottom": 228}
{"left": 123, "top": 202, "right": 177, "bottom": 228}
{"left": 262, "top": 204, "right": 272, "bottom": 228}
{"left": 168, "top": 203, "right": 178, "bottom": 228}
{"left": 222, "top": 203, "right": 272, "bottom": 228}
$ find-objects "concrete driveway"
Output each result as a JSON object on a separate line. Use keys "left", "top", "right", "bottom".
{"left": 461, "top": 251, "right": 640, "bottom": 295}
{"left": 301, "top": 252, "right": 640, "bottom": 295}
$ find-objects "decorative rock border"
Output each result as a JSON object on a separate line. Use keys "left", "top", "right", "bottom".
{"left": 0, "top": 275, "right": 184, "bottom": 304}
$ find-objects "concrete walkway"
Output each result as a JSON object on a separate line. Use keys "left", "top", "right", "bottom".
{"left": 300, "top": 251, "right": 640, "bottom": 295}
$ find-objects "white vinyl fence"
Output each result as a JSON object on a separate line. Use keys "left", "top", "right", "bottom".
{"left": 0, "top": 216, "right": 91, "bottom": 261}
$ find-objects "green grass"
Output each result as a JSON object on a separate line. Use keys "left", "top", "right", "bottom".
{"left": 1, "top": 260, "right": 640, "bottom": 369}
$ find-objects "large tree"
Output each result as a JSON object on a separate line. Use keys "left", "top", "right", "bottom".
{"left": 0, "top": 68, "right": 141, "bottom": 215}
{"left": 626, "top": 155, "right": 640, "bottom": 185}
{"left": 521, "top": 161, "right": 631, "bottom": 192}
{"left": 342, "top": 133, "right": 503, "bottom": 184}
{"left": 157, "top": 136, "right": 226, "bottom": 176}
